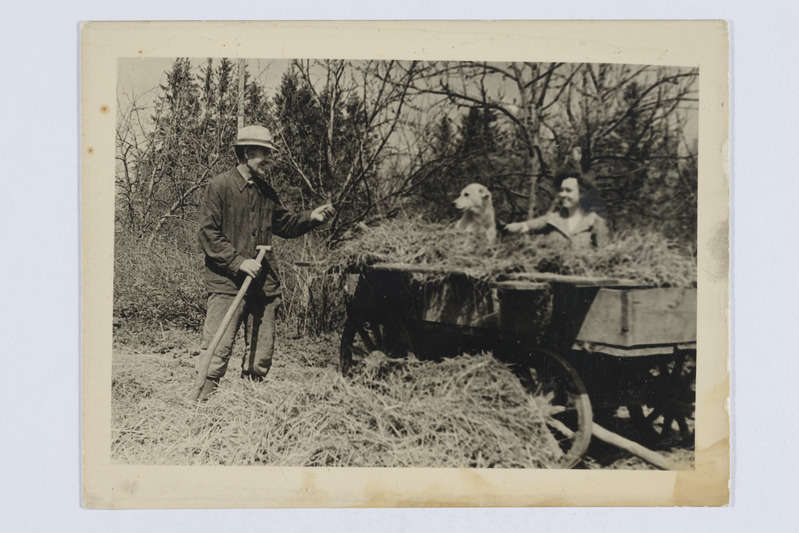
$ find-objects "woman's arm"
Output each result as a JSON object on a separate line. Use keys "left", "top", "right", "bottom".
{"left": 505, "top": 214, "right": 548, "bottom": 234}
{"left": 592, "top": 215, "right": 609, "bottom": 247}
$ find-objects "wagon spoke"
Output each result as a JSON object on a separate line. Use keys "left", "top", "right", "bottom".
{"left": 627, "top": 350, "right": 696, "bottom": 448}
{"left": 676, "top": 415, "right": 690, "bottom": 437}
{"left": 645, "top": 407, "right": 663, "bottom": 424}
{"left": 667, "top": 356, "right": 686, "bottom": 390}
{"left": 350, "top": 345, "right": 370, "bottom": 358}
{"left": 516, "top": 349, "right": 592, "bottom": 468}
{"left": 382, "top": 327, "right": 401, "bottom": 358}
{"left": 340, "top": 311, "right": 414, "bottom": 375}
{"left": 528, "top": 370, "right": 544, "bottom": 396}
{"left": 660, "top": 415, "right": 675, "bottom": 439}
{"left": 372, "top": 325, "right": 384, "bottom": 351}
{"left": 684, "top": 367, "right": 697, "bottom": 389}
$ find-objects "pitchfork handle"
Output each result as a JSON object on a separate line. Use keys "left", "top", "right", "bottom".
{"left": 189, "top": 245, "right": 271, "bottom": 400}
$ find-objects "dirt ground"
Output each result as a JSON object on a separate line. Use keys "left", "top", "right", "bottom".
{"left": 111, "top": 325, "right": 694, "bottom": 469}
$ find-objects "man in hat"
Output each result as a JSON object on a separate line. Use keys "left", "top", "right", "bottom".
{"left": 194, "top": 125, "right": 335, "bottom": 400}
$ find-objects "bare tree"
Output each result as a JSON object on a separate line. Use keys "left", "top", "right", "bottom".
{"left": 116, "top": 58, "right": 270, "bottom": 246}
{"left": 270, "top": 59, "right": 421, "bottom": 241}
{"left": 401, "top": 61, "right": 697, "bottom": 234}
{"left": 553, "top": 64, "right": 699, "bottom": 233}
{"left": 117, "top": 59, "right": 698, "bottom": 247}
{"left": 408, "top": 61, "right": 577, "bottom": 216}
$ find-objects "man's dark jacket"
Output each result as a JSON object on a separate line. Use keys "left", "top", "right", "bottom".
{"left": 198, "top": 166, "right": 318, "bottom": 298}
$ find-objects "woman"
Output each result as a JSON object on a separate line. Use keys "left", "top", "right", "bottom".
{"left": 504, "top": 173, "right": 609, "bottom": 248}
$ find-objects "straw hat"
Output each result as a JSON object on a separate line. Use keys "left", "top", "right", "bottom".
{"left": 234, "top": 125, "right": 278, "bottom": 151}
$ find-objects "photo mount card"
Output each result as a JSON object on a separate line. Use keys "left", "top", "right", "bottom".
{"left": 82, "top": 20, "right": 730, "bottom": 508}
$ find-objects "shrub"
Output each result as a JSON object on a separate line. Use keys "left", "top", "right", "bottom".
{"left": 113, "top": 228, "right": 207, "bottom": 331}
{"left": 271, "top": 235, "right": 348, "bottom": 335}
{"left": 114, "top": 223, "right": 346, "bottom": 336}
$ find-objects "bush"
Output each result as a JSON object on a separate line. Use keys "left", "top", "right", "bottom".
{"left": 271, "top": 235, "right": 348, "bottom": 335}
{"left": 114, "top": 223, "right": 346, "bottom": 336}
{"left": 114, "top": 228, "right": 207, "bottom": 331}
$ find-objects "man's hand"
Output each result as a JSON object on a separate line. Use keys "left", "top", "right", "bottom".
{"left": 504, "top": 222, "right": 528, "bottom": 234}
{"left": 311, "top": 204, "right": 336, "bottom": 222}
{"left": 311, "top": 203, "right": 336, "bottom": 223}
{"left": 238, "top": 258, "right": 262, "bottom": 278}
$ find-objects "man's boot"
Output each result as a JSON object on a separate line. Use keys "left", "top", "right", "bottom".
{"left": 240, "top": 371, "right": 263, "bottom": 383}
{"left": 197, "top": 377, "right": 219, "bottom": 401}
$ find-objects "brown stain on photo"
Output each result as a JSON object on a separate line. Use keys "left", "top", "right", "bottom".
{"left": 300, "top": 471, "right": 332, "bottom": 505}
{"left": 87, "top": 147, "right": 94, "bottom": 154}
{"left": 673, "top": 438, "right": 730, "bottom": 506}
{"left": 670, "top": 373, "right": 730, "bottom": 506}
{"left": 100, "top": 105, "right": 109, "bottom": 114}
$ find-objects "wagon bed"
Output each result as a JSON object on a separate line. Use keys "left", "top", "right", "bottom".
{"left": 339, "top": 262, "right": 697, "bottom": 467}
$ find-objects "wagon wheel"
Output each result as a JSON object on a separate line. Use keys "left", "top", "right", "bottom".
{"left": 516, "top": 349, "right": 593, "bottom": 469}
{"left": 339, "top": 311, "right": 415, "bottom": 376}
{"left": 627, "top": 351, "right": 696, "bottom": 448}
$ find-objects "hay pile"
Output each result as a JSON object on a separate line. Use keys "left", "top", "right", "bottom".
{"left": 112, "top": 339, "right": 564, "bottom": 468}
{"left": 329, "top": 217, "right": 697, "bottom": 287}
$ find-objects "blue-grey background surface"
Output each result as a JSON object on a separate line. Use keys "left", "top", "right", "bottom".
{"left": 1, "top": 1, "right": 790, "bottom": 530}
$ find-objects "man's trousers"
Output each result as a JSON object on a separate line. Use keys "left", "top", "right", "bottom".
{"left": 197, "top": 292, "right": 282, "bottom": 380}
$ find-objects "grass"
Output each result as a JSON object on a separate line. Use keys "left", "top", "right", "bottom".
{"left": 113, "top": 229, "right": 207, "bottom": 331}
{"left": 112, "top": 328, "right": 565, "bottom": 468}
{"left": 112, "top": 327, "right": 693, "bottom": 469}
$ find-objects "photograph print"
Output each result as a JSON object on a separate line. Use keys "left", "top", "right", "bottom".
{"left": 112, "top": 56, "right": 699, "bottom": 470}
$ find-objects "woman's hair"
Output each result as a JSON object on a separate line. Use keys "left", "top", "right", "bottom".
{"left": 554, "top": 172, "right": 607, "bottom": 215}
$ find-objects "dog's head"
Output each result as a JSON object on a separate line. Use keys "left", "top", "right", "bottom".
{"left": 453, "top": 183, "right": 492, "bottom": 213}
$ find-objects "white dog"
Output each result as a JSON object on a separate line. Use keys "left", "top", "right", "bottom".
{"left": 453, "top": 183, "right": 497, "bottom": 244}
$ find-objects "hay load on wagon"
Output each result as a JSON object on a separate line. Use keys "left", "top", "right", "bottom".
{"left": 333, "top": 216, "right": 698, "bottom": 468}
{"left": 328, "top": 217, "right": 697, "bottom": 288}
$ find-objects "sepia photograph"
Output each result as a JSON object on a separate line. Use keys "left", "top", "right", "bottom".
{"left": 82, "top": 21, "right": 729, "bottom": 508}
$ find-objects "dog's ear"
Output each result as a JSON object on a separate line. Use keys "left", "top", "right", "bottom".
{"left": 479, "top": 187, "right": 491, "bottom": 201}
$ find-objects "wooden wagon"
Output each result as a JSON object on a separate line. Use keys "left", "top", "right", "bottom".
{"left": 339, "top": 263, "right": 696, "bottom": 468}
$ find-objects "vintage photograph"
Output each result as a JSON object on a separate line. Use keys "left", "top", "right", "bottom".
{"left": 113, "top": 56, "right": 698, "bottom": 470}
{"left": 83, "top": 21, "right": 729, "bottom": 507}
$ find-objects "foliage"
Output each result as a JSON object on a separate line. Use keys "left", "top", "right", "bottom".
{"left": 116, "top": 58, "right": 271, "bottom": 243}
{"left": 113, "top": 224, "right": 206, "bottom": 331}
{"left": 411, "top": 108, "right": 525, "bottom": 224}
{"left": 270, "top": 233, "right": 349, "bottom": 335}
{"left": 117, "top": 60, "right": 697, "bottom": 244}
{"left": 406, "top": 62, "right": 698, "bottom": 239}
{"left": 111, "top": 59, "right": 699, "bottom": 471}
{"left": 113, "top": 219, "right": 346, "bottom": 335}
{"left": 115, "top": 58, "right": 699, "bottom": 332}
